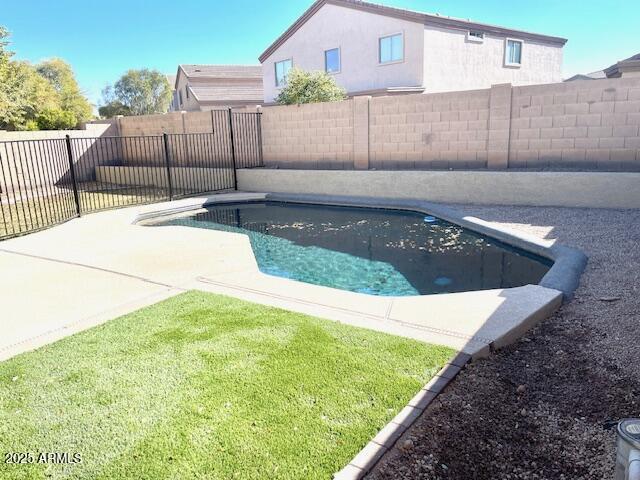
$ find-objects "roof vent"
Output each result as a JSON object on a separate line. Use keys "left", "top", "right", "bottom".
{"left": 194, "top": 69, "right": 201, "bottom": 72}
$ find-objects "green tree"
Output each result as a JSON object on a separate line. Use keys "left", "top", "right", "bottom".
{"left": 0, "top": 59, "right": 60, "bottom": 130}
{"left": 100, "top": 69, "right": 171, "bottom": 116}
{"left": 97, "top": 100, "right": 131, "bottom": 118}
{"left": 36, "top": 108, "right": 77, "bottom": 130}
{"left": 36, "top": 58, "right": 93, "bottom": 126}
{"left": 0, "top": 27, "right": 90, "bottom": 131}
{"left": 276, "top": 68, "right": 346, "bottom": 105}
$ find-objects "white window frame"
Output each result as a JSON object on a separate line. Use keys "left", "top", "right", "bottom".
{"left": 378, "top": 32, "right": 404, "bottom": 65}
{"left": 274, "top": 58, "right": 293, "bottom": 88}
{"left": 324, "top": 47, "right": 341, "bottom": 74}
{"left": 467, "top": 30, "right": 484, "bottom": 43}
{"left": 504, "top": 38, "right": 523, "bottom": 67}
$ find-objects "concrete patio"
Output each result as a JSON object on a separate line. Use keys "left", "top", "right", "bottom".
{"left": 0, "top": 192, "right": 565, "bottom": 361}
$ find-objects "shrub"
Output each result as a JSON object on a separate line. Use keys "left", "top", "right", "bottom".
{"left": 276, "top": 68, "right": 346, "bottom": 105}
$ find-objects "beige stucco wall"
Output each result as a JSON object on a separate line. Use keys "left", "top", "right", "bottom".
{"left": 237, "top": 169, "right": 640, "bottom": 209}
{"left": 262, "top": 3, "right": 425, "bottom": 103}
{"left": 422, "top": 26, "right": 563, "bottom": 93}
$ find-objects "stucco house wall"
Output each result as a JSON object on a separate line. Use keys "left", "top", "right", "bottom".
{"left": 260, "top": 0, "right": 566, "bottom": 103}
{"left": 422, "top": 26, "right": 563, "bottom": 93}
{"left": 174, "top": 74, "right": 201, "bottom": 111}
{"left": 262, "top": 3, "right": 425, "bottom": 103}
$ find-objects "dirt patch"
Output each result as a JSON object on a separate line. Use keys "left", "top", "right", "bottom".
{"left": 369, "top": 206, "right": 640, "bottom": 480}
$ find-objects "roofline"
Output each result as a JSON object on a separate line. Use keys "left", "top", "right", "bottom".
{"left": 258, "top": 0, "right": 567, "bottom": 63}
{"left": 604, "top": 59, "right": 640, "bottom": 77}
{"left": 175, "top": 65, "right": 187, "bottom": 90}
{"left": 188, "top": 85, "right": 263, "bottom": 104}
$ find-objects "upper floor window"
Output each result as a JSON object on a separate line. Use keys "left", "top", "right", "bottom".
{"left": 325, "top": 48, "right": 340, "bottom": 74}
{"left": 505, "top": 39, "right": 523, "bottom": 66}
{"left": 379, "top": 33, "right": 403, "bottom": 64}
{"left": 185, "top": 87, "right": 189, "bottom": 99}
{"left": 275, "top": 59, "right": 293, "bottom": 87}
{"left": 467, "top": 30, "right": 484, "bottom": 43}
{"left": 178, "top": 90, "right": 183, "bottom": 106}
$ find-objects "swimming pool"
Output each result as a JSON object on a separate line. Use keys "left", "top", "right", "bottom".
{"left": 149, "top": 201, "right": 552, "bottom": 296}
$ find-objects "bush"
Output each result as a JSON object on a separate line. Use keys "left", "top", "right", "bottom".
{"left": 35, "top": 108, "right": 77, "bottom": 130}
{"left": 276, "top": 68, "right": 346, "bottom": 105}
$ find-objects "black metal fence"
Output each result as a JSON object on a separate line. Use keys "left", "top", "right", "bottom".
{"left": 0, "top": 110, "right": 263, "bottom": 240}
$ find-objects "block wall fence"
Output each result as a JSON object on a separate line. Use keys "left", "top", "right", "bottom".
{"left": 260, "top": 77, "right": 640, "bottom": 171}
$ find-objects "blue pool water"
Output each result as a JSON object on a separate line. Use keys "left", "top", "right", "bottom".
{"left": 150, "top": 201, "right": 551, "bottom": 296}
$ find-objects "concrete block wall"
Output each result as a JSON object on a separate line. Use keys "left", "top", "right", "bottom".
{"left": 0, "top": 123, "right": 119, "bottom": 190}
{"left": 116, "top": 111, "right": 234, "bottom": 167}
{"left": 257, "top": 77, "right": 640, "bottom": 171}
{"left": 368, "top": 89, "right": 491, "bottom": 169}
{"left": 509, "top": 78, "right": 640, "bottom": 170}
{"left": 260, "top": 100, "right": 354, "bottom": 169}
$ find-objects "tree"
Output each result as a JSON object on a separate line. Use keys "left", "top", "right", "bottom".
{"left": 36, "top": 58, "right": 93, "bottom": 126}
{"left": 276, "top": 68, "right": 346, "bottom": 105}
{"left": 36, "top": 108, "right": 77, "bottom": 130}
{"left": 98, "top": 100, "right": 131, "bottom": 118}
{"left": 0, "top": 60, "right": 60, "bottom": 130}
{"left": 0, "top": 27, "right": 91, "bottom": 130}
{"left": 100, "top": 69, "right": 171, "bottom": 117}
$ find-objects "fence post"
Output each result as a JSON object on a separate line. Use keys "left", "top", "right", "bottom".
{"left": 64, "top": 135, "right": 82, "bottom": 216}
{"left": 162, "top": 133, "right": 174, "bottom": 200}
{"left": 227, "top": 108, "right": 238, "bottom": 190}
{"left": 256, "top": 111, "right": 264, "bottom": 167}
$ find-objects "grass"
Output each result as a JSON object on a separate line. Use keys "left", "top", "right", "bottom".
{"left": 0, "top": 183, "right": 174, "bottom": 238}
{"left": 0, "top": 291, "right": 453, "bottom": 479}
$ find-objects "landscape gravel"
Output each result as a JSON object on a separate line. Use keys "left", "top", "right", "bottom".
{"left": 369, "top": 205, "right": 640, "bottom": 480}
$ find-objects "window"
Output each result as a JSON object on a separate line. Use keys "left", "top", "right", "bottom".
{"left": 325, "top": 48, "right": 340, "bottom": 74}
{"left": 185, "top": 87, "right": 189, "bottom": 99}
{"left": 379, "top": 33, "right": 403, "bottom": 64}
{"left": 505, "top": 39, "right": 522, "bottom": 66}
{"left": 178, "top": 90, "right": 183, "bottom": 106}
{"left": 275, "top": 59, "right": 293, "bottom": 87}
{"left": 467, "top": 30, "right": 484, "bottom": 43}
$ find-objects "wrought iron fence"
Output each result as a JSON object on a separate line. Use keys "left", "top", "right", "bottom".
{"left": 0, "top": 110, "right": 263, "bottom": 240}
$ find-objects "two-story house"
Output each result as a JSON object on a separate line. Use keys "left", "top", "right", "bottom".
{"left": 259, "top": 0, "right": 567, "bottom": 104}
{"left": 170, "top": 65, "right": 263, "bottom": 111}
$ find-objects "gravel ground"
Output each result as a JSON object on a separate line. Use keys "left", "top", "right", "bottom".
{"left": 369, "top": 205, "right": 640, "bottom": 480}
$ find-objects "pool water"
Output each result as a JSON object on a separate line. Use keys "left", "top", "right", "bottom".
{"left": 151, "top": 201, "right": 551, "bottom": 296}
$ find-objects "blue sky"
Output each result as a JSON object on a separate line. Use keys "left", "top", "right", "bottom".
{"left": 3, "top": 0, "right": 638, "bottom": 106}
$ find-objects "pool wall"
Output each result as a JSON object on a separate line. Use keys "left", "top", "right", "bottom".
{"left": 237, "top": 169, "right": 640, "bottom": 210}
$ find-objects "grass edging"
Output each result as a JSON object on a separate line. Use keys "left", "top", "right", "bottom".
{"left": 333, "top": 352, "right": 471, "bottom": 480}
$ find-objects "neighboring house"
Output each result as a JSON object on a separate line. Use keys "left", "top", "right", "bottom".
{"left": 259, "top": 0, "right": 567, "bottom": 104}
{"left": 564, "top": 71, "right": 605, "bottom": 82}
{"left": 603, "top": 53, "right": 640, "bottom": 78}
{"left": 565, "top": 53, "right": 640, "bottom": 82}
{"left": 170, "top": 65, "right": 263, "bottom": 111}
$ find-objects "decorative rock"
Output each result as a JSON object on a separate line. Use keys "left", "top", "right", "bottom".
{"left": 400, "top": 439, "right": 414, "bottom": 452}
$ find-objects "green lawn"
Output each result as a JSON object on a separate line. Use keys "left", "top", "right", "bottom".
{"left": 0, "top": 291, "right": 453, "bottom": 479}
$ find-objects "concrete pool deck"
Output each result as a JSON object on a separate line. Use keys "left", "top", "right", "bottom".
{"left": 0, "top": 191, "right": 579, "bottom": 362}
